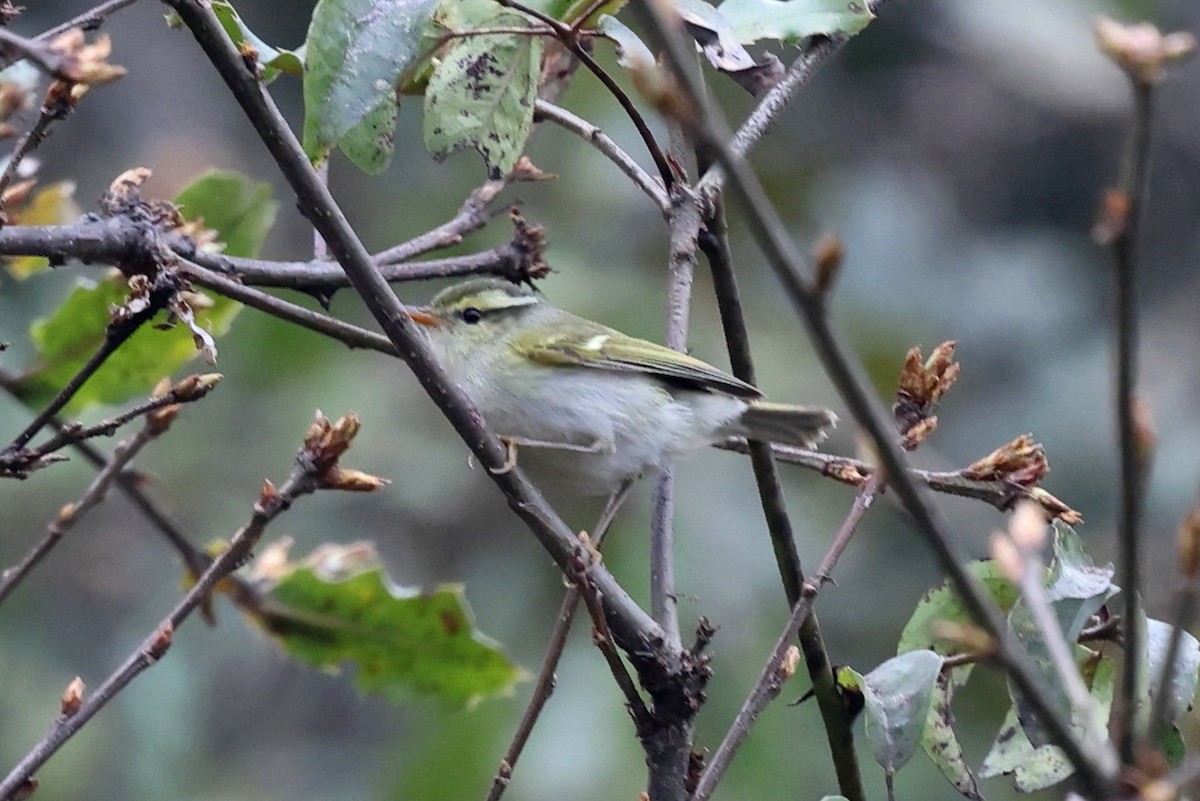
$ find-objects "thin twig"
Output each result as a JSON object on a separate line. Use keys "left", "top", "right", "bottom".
{"left": 534, "top": 99, "right": 670, "bottom": 211}
{"left": 0, "top": 103, "right": 61, "bottom": 204}
{"left": 196, "top": 244, "right": 531, "bottom": 290}
{"left": 484, "top": 481, "right": 633, "bottom": 801}
{"left": 4, "top": 285, "right": 167, "bottom": 454}
{"left": 495, "top": 0, "right": 674, "bottom": 191}
{"left": 178, "top": 260, "right": 398, "bottom": 356}
{"left": 34, "top": 0, "right": 140, "bottom": 44}
{"left": 1111, "top": 77, "right": 1154, "bottom": 764}
{"left": 695, "top": 36, "right": 849, "bottom": 201}
{"left": 699, "top": 195, "right": 864, "bottom": 800}
{"left": 0, "top": 448, "right": 323, "bottom": 800}
{"left": 163, "top": 0, "right": 670, "bottom": 666}
{"left": 631, "top": 4, "right": 1118, "bottom": 796}
{"left": 1, "top": 373, "right": 218, "bottom": 476}
{"left": 373, "top": 178, "right": 508, "bottom": 265}
{"left": 0, "top": 28, "right": 75, "bottom": 79}
{"left": 0, "top": 424, "right": 153, "bottom": 604}
{"left": 691, "top": 476, "right": 881, "bottom": 801}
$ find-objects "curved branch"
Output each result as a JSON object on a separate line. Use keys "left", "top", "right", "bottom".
{"left": 534, "top": 99, "right": 670, "bottom": 211}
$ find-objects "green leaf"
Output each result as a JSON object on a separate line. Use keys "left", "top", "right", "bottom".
{"left": 423, "top": 12, "right": 542, "bottom": 178}
{"left": 981, "top": 647, "right": 1114, "bottom": 792}
{"left": 849, "top": 650, "right": 943, "bottom": 778}
{"left": 1007, "top": 522, "right": 1115, "bottom": 747}
{"left": 254, "top": 541, "right": 525, "bottom": 705}
{"left": 13, "top": 172, "right": 275, "bottom": 411}
{"left": 921, "top": 673, "right": 982, "bottom": 801}
{"left": 1146, "top": 618, "right": 1200, "bottom": 725}
{"left": 1161, "top": 725, "right": 1186, "bottom": 768}
{"left": 716, "top": 0, "right": 875, "bottom": 45}
{"left": 173, "top": 170, "right": 278, "bottom": 259}
{"left": 302, "top": 0, "right": 439, "bottom": 168}
{"left": 211, "top": 2, "right": 304, "bottom": 83}
{"left": 898, "top": 560, "right": 1020, "bottom": 659}
{"left": 597, "top": 14, "right": 655, "bottom": 70}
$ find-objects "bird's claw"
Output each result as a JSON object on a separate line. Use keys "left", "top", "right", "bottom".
{"left": 489, "top": 437, "right": 519, "bottom": 475}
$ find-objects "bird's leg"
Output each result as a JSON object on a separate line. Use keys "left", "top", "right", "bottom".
{"left": 489, "top": 436, "right": 521, "bottom": 475}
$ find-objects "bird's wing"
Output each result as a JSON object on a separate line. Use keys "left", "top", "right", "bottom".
{"left": 513, "top": 321, "right": 762, "bottom": 399}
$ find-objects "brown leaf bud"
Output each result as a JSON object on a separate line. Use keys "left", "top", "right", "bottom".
{"left": 509, "top": 156, "right": 555, "bottom": 182}
{"left": 303, "top": 411, "right": 362, "bottom": 474}
{"left": 1095, "top": 17, "right": 1196, "bottom": 84}
{"left": 258, "top": 478, "right": 281, "bottom": 512}
{"left": 170, "top": 373, "right": 223, "bottom": 402}
{"left": 146, "top": 623, "right": 173, "bottom": 661}
{"left": 963, "top": 434, "right": 1049, "bottom": 485}
{"left": 1178, "top": 506, "right": 1200, "bottom": 578}
{"left": 54, "top": 502, "right": 77, "bottom": 527}
{"left": 318, "top": 467, "right": 390, "bottom": 493}
{"left": 1026, "top": 487, "right": 1084, "bottom": 525}
{"left": 812, "top": 232, "right": 844, "bottom": 295}
{"left": 901, "top": 416, "right": 938, "bottom": 450}
{"left": 1, "top": 178, "right": 36, "bottom": 209}
{"left": 60, "top": 676, "right": 85, "bottom": 716}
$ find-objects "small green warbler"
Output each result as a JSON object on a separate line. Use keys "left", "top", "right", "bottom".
{"left": 408, "top": 278, "right": 836, "bottom": 495}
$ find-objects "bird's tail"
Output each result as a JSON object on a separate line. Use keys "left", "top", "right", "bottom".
{"left": 732, "top": 403, "right": 838, "bottom": 448}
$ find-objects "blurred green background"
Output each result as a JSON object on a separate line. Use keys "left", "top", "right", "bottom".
{"left": 1, "top": 1, "right": 1198, "bottom": 799}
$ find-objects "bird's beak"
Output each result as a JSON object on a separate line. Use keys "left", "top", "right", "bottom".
{"left": 406, "top": 307, "right": 445, "bottom": 328}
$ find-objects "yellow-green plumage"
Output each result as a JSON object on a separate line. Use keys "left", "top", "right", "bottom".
{"left": 413, "top": 278, "right": 836, "bottom": 494}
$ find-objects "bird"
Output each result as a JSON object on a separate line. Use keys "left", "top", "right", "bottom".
{"left": 406, "top": 278, "right": 836, "bottom": 497}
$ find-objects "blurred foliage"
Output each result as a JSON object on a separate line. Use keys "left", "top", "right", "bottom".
{"left": 0, "top": 1, "right": 1198, "bottom": 801}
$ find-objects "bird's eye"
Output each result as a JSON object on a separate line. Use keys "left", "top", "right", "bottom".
{"left": 461, "top": 307, "right": 484, "bottom": 324}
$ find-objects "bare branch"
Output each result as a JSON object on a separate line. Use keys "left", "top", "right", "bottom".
{"left": 483, "top": 483, "right": 632, "bottom": 801}
{"left": 534, "top": 99, "right": 670, "bottom": 211}
{"left": 0, "top": 422, "right": 153, "bottom": 604}
{"left": 631, "top": 4, "right": 1118, "bottom": 795}
{"left": 699, "top": 197, "right": 865, "bottom": 801}
{"left": 691, "top": 475, "right": 882, "bottom": 801}
{"left": 33, "top": 0, "right": 140, "bottom": 46}
{"left": 0, "top": 413, "right": 351, "bottom": 799}
{"left": 0, "top": 373, "right": 220, "bottom": 477}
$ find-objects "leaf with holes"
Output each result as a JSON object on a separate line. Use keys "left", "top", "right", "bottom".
{"left": 253, "top": 541, "right": 525, "bottom": 705}
{"left": 423, "top": 12, "right": 542, "bottom": 178}
{"left": 717, "top": 0, "right": 875, "bottom": 45}
{"left": 303, "top": 0, "right": 439, "bottom": 171}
